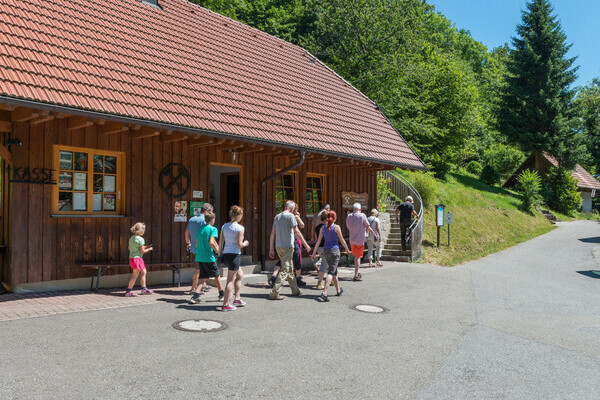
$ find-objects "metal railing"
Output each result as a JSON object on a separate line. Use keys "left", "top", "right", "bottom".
{"left": 379, "top": 170, "right": 423, "bottom": 242}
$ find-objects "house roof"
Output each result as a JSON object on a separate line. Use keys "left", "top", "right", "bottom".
{"left": 0, "top": 0, "right": 425, "bottom": 169}
{"left": 503, "top": 152, "right": 600, "bottom": 190}
{"left": 543, "top": 153, "right": 600, "bottom": 190}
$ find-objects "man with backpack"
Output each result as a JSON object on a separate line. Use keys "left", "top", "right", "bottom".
{"left": 395, "top": 196, "right": 419, "bottom": 251}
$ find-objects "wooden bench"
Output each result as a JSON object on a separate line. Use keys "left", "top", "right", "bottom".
{"left": 80, "top": 261, "right": 197, "bottom": 291}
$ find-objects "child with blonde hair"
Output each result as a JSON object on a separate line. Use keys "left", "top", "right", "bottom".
{"left": 126, "top": 222, "right": 153, "bottom": 297}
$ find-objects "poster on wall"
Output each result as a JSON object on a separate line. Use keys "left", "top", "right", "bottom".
{"left": 59, "top": 151, "right": 73, "bottom": 170}
{"left": 73, "top": 192, "right": 87, "bottom": 211}
{"left": 174, "top": 201, "right": 188, "bottom": 222}
{"left": 190, "top": 201, "right": 205, "bottom": 216}
{"left": 73, "top": 172, "right": 87, "bottom": 191}
{"left": 103, "top": 194, "right": 116, "bottom": 211}
{"left": 58, "top": 172, "right": 72, "bottom": 190}
{"left": 104, "top": 175, "right": 116, "bottom": 193}
{"left": 93, "top": 193, "right": 103, "bottom": 211}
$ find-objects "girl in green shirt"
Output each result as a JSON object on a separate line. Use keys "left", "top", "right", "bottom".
{"left": 126, "top": 222, "right": 153, "bottom": 297}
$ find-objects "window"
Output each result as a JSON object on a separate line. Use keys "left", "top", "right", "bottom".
{"left": 274, "top": 172, "right": 296, "bottom": 213}
{"left": 53, "top": 146, "right": 125, "bottom": 215}
{"left": 306, "top": 174, "right": 325, "bottom": 215}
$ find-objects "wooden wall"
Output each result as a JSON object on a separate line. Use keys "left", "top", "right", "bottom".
{"left": 7, "top": 110, "right": 382, "bottom": 286}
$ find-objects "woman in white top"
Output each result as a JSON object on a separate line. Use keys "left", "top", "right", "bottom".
{"left": 218, "top": 205, "right": 249, "bottom": 311}
{"left": 367, "top": 209, "right": 383, "bottom": 267}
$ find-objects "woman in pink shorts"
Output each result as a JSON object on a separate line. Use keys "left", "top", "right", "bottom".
{"left": 126, "top": 222, "right": 154, "bottom": 296}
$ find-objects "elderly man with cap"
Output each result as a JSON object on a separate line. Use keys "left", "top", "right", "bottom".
{"left": 395, "top": 196, "right": 419, "bottom": 251}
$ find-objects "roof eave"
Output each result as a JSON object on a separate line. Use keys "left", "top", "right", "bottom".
{"left": 0, "top": 96, "right": 426, "bottom": 170}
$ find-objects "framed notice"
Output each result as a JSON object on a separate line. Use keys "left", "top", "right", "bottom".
{"left": 103, "top": 194, "right": 116, "bottom": 211}
{"left": 73, "top": 172, "right": 87, "bottom": 191}
{"left": 190, "top": 201, "right": 205, "bottom": 216}
{"left": 92, "top": 193, "right": 102, "bottom": 211}
{"left": 58, "top": 172, "right": 73, "bottom": 190}
{"left": 73, "top": 192, "right": 87, "bottom": 211}
{"left": 59, "top": 151, "right": 73, "bottom": 170}
{"left": 104, "top": 175, "right": 116, "bottom": 193}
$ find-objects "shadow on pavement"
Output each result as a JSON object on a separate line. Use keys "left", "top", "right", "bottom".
{"left": 576, "top": 270, "right": 600, "bottom": 279}
{"left": 578, "top": 237, "right": 600, "bottom": 243}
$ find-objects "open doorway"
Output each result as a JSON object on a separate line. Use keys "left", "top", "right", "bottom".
{"left": 209, "top": 163, "right": 242, "bottom": 229}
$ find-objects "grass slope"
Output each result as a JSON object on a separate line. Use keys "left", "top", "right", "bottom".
{"left": 410, "top": 172, "right": 555, "bottom": 266}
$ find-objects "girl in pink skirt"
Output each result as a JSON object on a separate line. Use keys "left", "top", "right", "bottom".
{"left": 126, "top": 222, "right": 154, "bottom": 296}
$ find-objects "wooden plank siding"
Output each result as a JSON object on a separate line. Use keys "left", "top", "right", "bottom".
{"left": 7, "top": 109, "right": 383, "bottom": 287}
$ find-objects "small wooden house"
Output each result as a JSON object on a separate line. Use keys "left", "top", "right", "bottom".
{"left": 503, "top": 152, "right": 600, "bottom": 212}
{"left": 0, "top": 0, "right": 425, "bottom": 292}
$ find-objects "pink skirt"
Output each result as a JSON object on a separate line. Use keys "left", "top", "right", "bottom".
{"left": 129, "top": 258, "right": 146, "bottom": 270}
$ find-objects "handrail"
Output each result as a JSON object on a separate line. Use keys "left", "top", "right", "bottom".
{"left": 379, "top": 170, "right": 423, "bottom": 242}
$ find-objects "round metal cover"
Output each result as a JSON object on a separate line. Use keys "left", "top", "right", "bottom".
{"left": 349, "top": 304, "right": 390, "bottom": 314}
{"left": 172, "top": 319, "right": 228, "bottom": 332}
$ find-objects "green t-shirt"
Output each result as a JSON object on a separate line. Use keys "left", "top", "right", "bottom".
{"left": 195, "top": 224, "right": 218, "bottom": 262}
{"left": 129, "top": 235, "right": 144, "bottom": 258}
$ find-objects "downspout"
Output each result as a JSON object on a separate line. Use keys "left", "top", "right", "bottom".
{"left": 260, "top": 150, "right": 306, "bottom": 270}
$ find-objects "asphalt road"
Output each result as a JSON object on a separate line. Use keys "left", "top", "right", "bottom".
{"left": 1, "top": 220, "right": 599, "bottom": 399}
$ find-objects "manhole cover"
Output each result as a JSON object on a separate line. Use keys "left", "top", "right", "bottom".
{"left": 349, "top": 304, "right": 390, "bottom": 314}
{"left": 172, "top": 319, "right": 228, "bottom": 332}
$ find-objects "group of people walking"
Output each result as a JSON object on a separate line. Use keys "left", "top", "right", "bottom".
{"left": 125, "top": 196, "right": 419, "bottom": 309}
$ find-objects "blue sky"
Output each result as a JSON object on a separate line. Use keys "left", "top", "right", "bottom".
{"left": 429, "top": 0, "right": 600, "bottom": 88}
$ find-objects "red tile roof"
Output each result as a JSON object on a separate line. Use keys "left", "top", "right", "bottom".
{"left": 0, "top": 0, "right": 425, "bottom": 168}
{"left": 544, "top": 153, "right": 600, "bottom": 190}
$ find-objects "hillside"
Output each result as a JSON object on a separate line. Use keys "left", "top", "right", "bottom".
{"left": 399, "top": 171, "right": 556, "bottom": 266}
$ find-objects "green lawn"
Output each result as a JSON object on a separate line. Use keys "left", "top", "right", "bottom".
{"left": 406, "top": 171, "right": 556, "bottom": 266}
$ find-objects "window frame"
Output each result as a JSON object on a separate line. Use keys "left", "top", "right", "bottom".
{"left": 52, "top": 145, "right": 126, "bottom": 216}
{"left": 274, "top": 171, "right": 298, "bottom": 213}
{"left": 305, "top": 173, "right": 326, "bottom": 216}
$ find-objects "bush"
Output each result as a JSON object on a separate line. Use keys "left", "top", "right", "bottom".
{"left": 591, "top": 209, "right": 600, "bottom": 220}
{"left": 408, "top": 172, "right": 438, "bottom": 208}
{"left": 479, "top": 164, "right": 500, "bottom": 186}
{"left": 466, "top": 160, "right": 482, "bottom": 175}
{"left": 516, "top": 169, "right": 542, "bottom": 212}
{"left": 427, "top": 153, "right": 452, "bottom": 181}
{"left": 376, "top": 175, "right": 391, "bottom": 212}
{"left": 542, "top": 167, "right": 582, "bottom": 216}
{"left": 482, "top": 144, "right": 525, "bottom": 180}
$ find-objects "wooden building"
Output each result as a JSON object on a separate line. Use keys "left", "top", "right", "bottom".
{"left": 0, "top": 0, "right": 425, "bottom": 292}
{"left": 503, "top": 152, "right": 600, "bottom": 212}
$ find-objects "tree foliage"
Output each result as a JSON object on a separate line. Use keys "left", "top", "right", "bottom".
{"left": 573, "top": 78, "right": 600, "bottom": 174}
{"left": 498, "top": 0, "right": 585, "bottom": 169}
{"left": 542, "top": 167, "right": 582, "bottom": 215}
{"left": 193, "top": 0, "right": 591, "bottom": 182}
{"left": 516, "top": 169, "right": 542, "bottom": 212}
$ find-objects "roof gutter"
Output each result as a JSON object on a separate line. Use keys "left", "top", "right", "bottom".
{"left": 0, "top": 96, "right": 425, "bottom": 171}
{"left": 260, "top": 150, "right": 306, "bottom": 271}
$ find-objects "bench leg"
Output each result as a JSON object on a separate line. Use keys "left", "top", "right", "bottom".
{"left": 93, "top": 267, "right": 106, "bottom": 291}
{"left": 171, "top": 265, "right": 182, "bottom": 287}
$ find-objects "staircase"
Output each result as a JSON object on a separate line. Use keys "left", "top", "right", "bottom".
{"left": 540, "top": 208, "right": 558, "bottom": 224}
{"left": 378, "top": 171, "right": 424, "bottom": 262}
{"left": 380, "top": 205, "right": 413, "bottom": 262}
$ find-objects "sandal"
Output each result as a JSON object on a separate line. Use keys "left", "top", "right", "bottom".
{"left": 352, "top": 274, "right": 362, "bottom": 282}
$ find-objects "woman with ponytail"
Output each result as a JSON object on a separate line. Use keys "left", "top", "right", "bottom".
{"left": 310, "top": 210, "right": 350, "bottom": 302}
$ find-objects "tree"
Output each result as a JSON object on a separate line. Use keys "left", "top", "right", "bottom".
{"left": 573, "top": 78, "right": 600, "bottom": 174}
{"left": 498, "top": 0, "right": 585, "bottom": 169}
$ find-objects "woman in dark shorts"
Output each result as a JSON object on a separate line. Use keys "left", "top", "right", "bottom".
{"left": 218, "top": 205, "right": 249, "bottom": 311}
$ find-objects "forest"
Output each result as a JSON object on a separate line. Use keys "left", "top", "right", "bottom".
{"left": 192, "top": 0, "right": 600, "bottom": 213}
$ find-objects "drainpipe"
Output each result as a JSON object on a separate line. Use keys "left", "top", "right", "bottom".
{"left": 260, "top": 150, "right": 306, "bottom": 270}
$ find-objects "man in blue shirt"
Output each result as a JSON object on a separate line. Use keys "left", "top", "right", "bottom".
{"left": 185, "top": 203, "right": 214, "bottom": 295}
